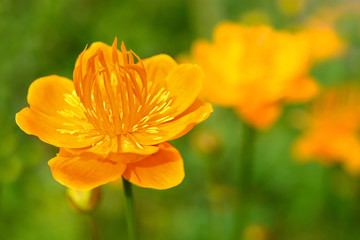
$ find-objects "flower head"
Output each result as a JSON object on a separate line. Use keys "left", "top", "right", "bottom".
{"left": 191, "top": 22, "right": 318, "bottom": 129}
{"left": 293, "top": 84, "right": 360, "bottom": 174}
{"left": 16, "top": 38, "right": 213, "bottom": 190}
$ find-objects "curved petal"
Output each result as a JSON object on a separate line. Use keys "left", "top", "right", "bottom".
{"left": 132, "top": 99, "right": 213, "bottom": 145}
{"left": 143, "top": 54, "right": 204, "bottom": 117}
{"left": 123, "top": 142, "right": 184, "bottom": 189}
{"left": 237, "top": 103, "right": 281, "bottom": 130}
{"left": 143, "top": 54, "right": 177, "bottom": 85}
{"left": 166, "top": 99, "right": 213, "bottom": 140}
{"left": 16, "top": 75, "right": 101, "bottom": 148}
{"left": 49, "top": 148, "right": 126, "bottom": 191}
{"left": 164, "top": 64, "right": 204, "bottom": 116}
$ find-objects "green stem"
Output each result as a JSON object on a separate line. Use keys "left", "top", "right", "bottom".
{"left": 122, "top": 178, "right": 137, "bottom": 240}
{"left": 231, "top": 121, "right": 257, "bottom": 240}
{"left": 205, "top": 153, "right": 222, "bottom": 240}
{"left": 88, "top": 212, "right": 101, "bottom": 240}
{"left": 239, "top": 122, "right": 256, "bottom": 195}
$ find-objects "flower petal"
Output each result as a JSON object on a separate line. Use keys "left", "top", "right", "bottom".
{"left": 132, "top": 99, "right": 213, "bottom": 145}
{"left": 49, "top": 148, "right": 126, "bottom": 191}
{"left": 302, "top": 25, "right": 345, "bottom": 62}
{"left": 285, "top": 76, "right": 319, "bottom": 102}
{"left": 164, "top": 64, "right": 204, "bottom": 116}
{"left": 66, "top": 135, "right": 159, "bottom": 164}
{"left": 143, "top": 54, "right": 177, "bottom": 85}
{"left": 293, "top": 132, "right": 360, "bottom": 165}
{"left": 16, "top": 75, "right": 101, "bottom": 148}
{"left": 143, "top": 54, "right": 204, "bottom": 117}
{"left": 161, "top": 99, "right": 213, "bottom": 140}
{"left": 123, "top": 142, "right": 184, "bottom": 189}
{"left": 192, "top": 39, "right": 245, "bottom": 105}
{"left": 236, "top": 103, "right": 281, "bottom": 130}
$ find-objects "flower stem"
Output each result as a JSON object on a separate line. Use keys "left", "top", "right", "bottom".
{"left": 239, "top": 122, "right": 256, "bottom": 195}
{"left": 122, "top": 178, "right": 137, "bottom": 240}
{"left": 232, "top": 121, "right": 257, "bottom": 239}
{"left": 88, "top": 212, "right": 101, "bottom": 240}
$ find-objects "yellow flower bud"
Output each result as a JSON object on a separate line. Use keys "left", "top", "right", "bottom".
{"left": 66, "top": 187, "right": 101, "bottom": 213}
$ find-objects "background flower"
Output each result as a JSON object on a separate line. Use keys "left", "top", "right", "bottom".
{"left": 293, "top": 83, "right": 360, "bottom": 174}
{"left": 192, "top": 22, "right": 318, "bottom": 129}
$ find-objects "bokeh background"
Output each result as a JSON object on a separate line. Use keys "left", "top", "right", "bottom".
{"left": 1, "top": 0, "right": 360, "bottom": 239}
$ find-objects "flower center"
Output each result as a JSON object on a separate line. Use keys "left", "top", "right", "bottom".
{"left": 72, "top": 41, "right": 174, "bottom": 140}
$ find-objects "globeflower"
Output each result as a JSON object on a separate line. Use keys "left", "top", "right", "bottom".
{"left": 293, "top": 84, "right": 360, "bottom": 174}
{"left": 299, "top": 18, "right": 345, "bottom": 62}
{"left": 191, "top": 22, "right": 318, "bottom": 129}
{"left": 16, "top": 38, "right": 213, "bottom": 190}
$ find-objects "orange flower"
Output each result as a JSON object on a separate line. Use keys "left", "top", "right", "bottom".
{"left": 293, "top": 84, "right": 360, "bottom": 174}
{"left": 16, "top": 39, "right": 213, "bottom": 190}
{"left": 192, "top": 22, "right": 318, "bottom": 129}
{"left": 299, "top": 19, "right": 345, "bottom": 63}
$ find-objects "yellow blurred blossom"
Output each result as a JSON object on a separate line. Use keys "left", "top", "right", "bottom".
{"left": 192, "top": 22, "right": 318, "bottom": 129}
{"left": 293, "top": 84, "right": 360, "bottom": 174}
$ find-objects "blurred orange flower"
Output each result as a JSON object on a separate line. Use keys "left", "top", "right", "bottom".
{"left": 300, "top": 19, "right": 345, "bottom": 62}
{"left": 16, "top": 39, "right": 213, "bottom": 190}
{"left": 293, "top": 84, "right": 360, "bottom": 174}
{"left": 192, "top": 22, "right": 318, "bottom": 129}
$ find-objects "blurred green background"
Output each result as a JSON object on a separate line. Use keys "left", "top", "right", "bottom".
{"left": 1, "top": 0, "right": 360, "bottom": 239}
